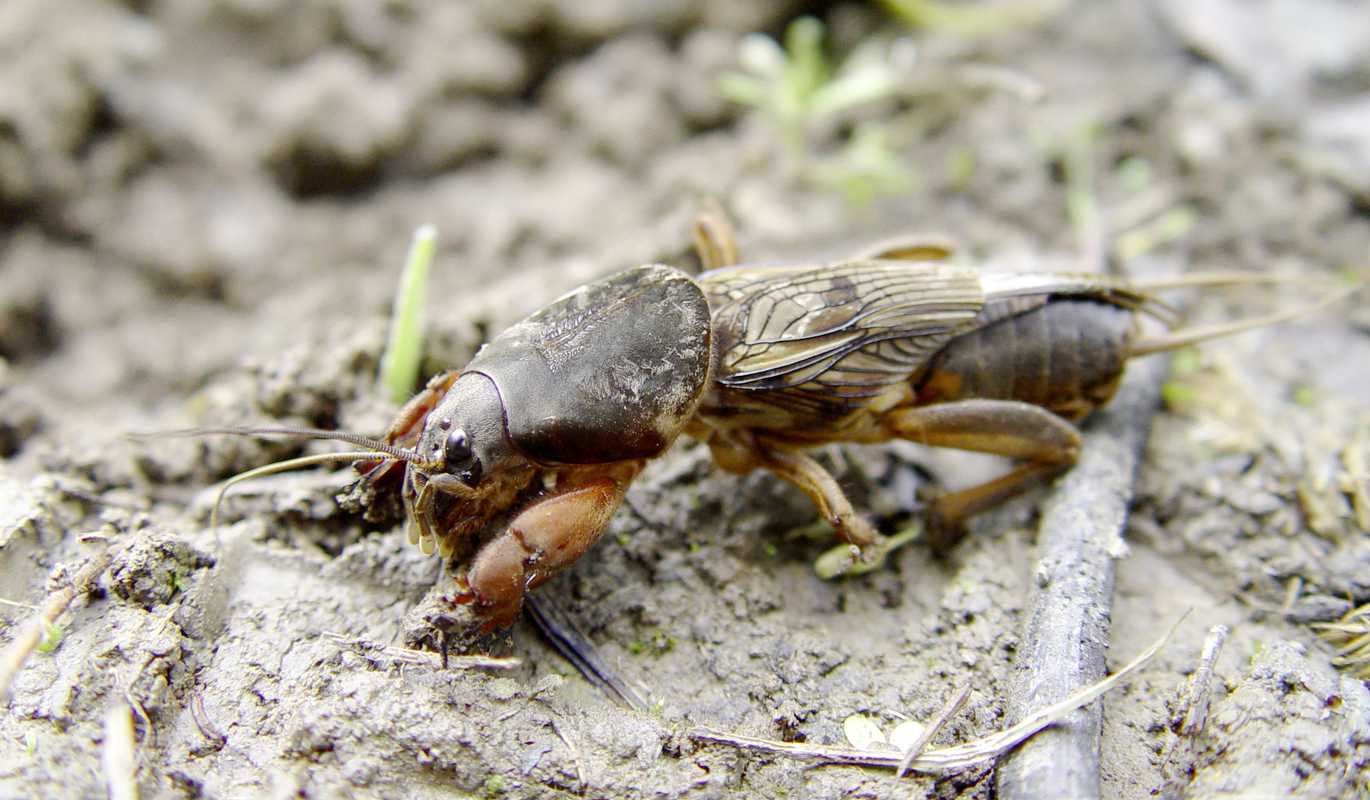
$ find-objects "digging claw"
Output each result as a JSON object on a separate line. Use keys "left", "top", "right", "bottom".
{"left": 424, "top": 611, "right": 462, "bottom": 669}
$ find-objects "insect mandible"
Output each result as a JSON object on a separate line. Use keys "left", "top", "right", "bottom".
{"left": 202, "top": 214, "right": 1354, "bottom": 637}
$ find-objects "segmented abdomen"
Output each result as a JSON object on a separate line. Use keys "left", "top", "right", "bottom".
{"left": 913, "top": 299, "right": 1136, "bottom": 421}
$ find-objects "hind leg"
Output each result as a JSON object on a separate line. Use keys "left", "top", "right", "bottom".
{"left": 884, "top": 400, "right": 1082, "bottom": 551}
{"left": 846, "top": 233, "right": 957, "bottom": 262}
{"left": 692, "top": 199, "right": 741, "bottom": 270}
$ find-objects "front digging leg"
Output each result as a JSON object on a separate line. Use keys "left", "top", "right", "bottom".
{"left": 452, "top": 463, "right": 642, "bottom": 632}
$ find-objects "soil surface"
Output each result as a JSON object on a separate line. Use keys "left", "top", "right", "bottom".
{"left": 3, "top": 1, "right": 1369, "bottom": 798}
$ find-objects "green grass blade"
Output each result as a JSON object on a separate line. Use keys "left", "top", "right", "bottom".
{"left": 380, "top": 224, "right": 437, "bottom": 404}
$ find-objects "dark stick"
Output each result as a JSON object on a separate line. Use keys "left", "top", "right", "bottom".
{"left": 996, "top": 356, "right": 1168, "bottom": 800}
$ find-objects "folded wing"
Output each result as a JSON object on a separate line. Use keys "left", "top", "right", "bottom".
{"left": 701, "top": 261, "right": 987, "bottom": 408}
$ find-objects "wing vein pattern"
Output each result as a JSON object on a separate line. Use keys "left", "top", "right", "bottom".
{"left": 701, "top": 261, "right": 986, "bottom": 412}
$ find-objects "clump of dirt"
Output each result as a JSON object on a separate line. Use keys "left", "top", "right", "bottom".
{"left": 2, "top": 1, "right": 1369, "bottom": 798}
{"left": 107, "top": 530, "right": 215, "bottom": 610}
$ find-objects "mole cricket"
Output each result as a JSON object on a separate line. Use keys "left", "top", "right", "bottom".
{"left": 193, "top": 214, "right": 1355, "bottom": 639}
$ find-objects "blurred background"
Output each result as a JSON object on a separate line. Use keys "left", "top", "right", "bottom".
{"left": 4, "top": 0, "right": 1367, "bottom": 434}
{"left": 2, "top": 1, "right": 1369, "bottom": 798}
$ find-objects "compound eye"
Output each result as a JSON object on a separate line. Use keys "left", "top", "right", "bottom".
{"left": 444, "top": 428, "right": 473, "bottom": 466}
{"left": 444, "top": 428, "right": 483, "bottom": 486}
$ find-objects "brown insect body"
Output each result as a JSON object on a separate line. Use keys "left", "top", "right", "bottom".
{"left": 683, "top": 256, "right": 1162, "bottom": 557}
{"left": 242, "top": 221, "right": 1342, "bottom": 637}
{"left": 694, "top": 260, "right": 986, "bottom": 441}
{"left": 356, "top": 228, "right": 1225, "bottom": 634}
{"left": 911, "top": 298, "right": 1137, "bottom": 421}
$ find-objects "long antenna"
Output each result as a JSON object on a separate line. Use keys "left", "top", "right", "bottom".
{"left": 132, "top": 426, "right": 417, "bottom": 464}
{"left": 209, "top": 450, "right": 397, "bottom": 528}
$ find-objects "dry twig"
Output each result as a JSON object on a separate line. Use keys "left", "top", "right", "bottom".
{"left": 1312, "top": 602, "right": 1370, "bottom": 679}
{"left": 0, "top": 544, "right": 115, "bottom": 701}
{"left": 527, "top": 593, "right": 649, "bottom": 711}
{"left": 321, "top": 632, "right": 520, "bottom": 671}
{"left": 550, "top": 716, "right": 587, "bottom": 793}
{"left": 190, "top": 692, "right": 227, "bottom": 751}
{"left": 896, "top": 684, "right": 971, "bottom": 778}
{"left": 102, "top": 702, "right": 139, "bottom": 800}
{"left": 690, "top": 620, "right": 1176, "bottom": 775}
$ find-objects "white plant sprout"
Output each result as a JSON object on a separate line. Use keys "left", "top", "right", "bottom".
{"left": 719, "top": 16, "right": 917, "bottom": 194}
{"left": 808, "top": 121, "right": 917, "bottom": 206}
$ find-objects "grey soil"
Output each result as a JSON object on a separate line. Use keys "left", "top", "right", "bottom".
{"left": 2, "top": 1, "right": 1369, "bottom": 798}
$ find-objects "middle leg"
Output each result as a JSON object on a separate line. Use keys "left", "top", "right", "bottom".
{"left": 709, "top": 433, "right": 894, "bottom": 574}
{"left": 753, "top": 444, "right": 883, "bottom": 550}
